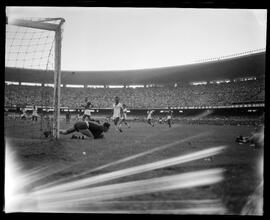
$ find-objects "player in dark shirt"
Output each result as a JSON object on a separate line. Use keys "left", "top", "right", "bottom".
{"left": 65, "top": 109, "right": 71, "bottom": 124}
{"left": 59, "top": 120, "right": 110, "bottom": 139}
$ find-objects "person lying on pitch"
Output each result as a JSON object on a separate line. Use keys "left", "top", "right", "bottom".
{"left": 59, "top": 120, "right": 110, "bottom": 139}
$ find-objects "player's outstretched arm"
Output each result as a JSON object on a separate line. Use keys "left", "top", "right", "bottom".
{"left": 60, "top": 127, "right": 76, "bottom": 135}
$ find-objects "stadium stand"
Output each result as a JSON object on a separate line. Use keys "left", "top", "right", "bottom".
{"left": 5, "top": 77, "right": 265, "bottom": 109}
{"left": 5, "top": 52, "right": 265, "bottom": 110}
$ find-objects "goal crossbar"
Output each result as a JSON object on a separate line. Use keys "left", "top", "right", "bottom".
{"left": 6, "top": 18, "right": 65, "bottom": 31}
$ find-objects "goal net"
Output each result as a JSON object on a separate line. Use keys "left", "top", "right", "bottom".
{"left": 5, "top": 17, "right": 65, "bottom": 139}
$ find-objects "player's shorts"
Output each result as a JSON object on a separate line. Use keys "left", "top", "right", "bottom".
{"left": 83, "top": 114, "right": 91, "bottom": 120}
{"left": 74, "top": 121, "right": 88, "bottom": 131}
{"left": 113, "top": 117, "right": 120, "bottom": 125}
{"left": 147, "top": 118, "right": 152, "bottom": 123}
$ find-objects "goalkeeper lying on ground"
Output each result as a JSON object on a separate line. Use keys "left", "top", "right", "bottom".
{"left": 59, "top": 120, "right": 110, "bottom": 139}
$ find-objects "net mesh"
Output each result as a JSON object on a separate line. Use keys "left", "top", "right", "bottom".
{"left": 5, "top": 18, "right": 64, "bottom": 139}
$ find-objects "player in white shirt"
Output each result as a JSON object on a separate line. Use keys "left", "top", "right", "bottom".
{"left": 147, "top": 109, "right": 155, "bottom": 127}
{"left": 82, "top": 102, "right": 92, "bottom": 121}
{"left": 119, "top": 104, "right": 130, "bottom": 128}
{"left": 32, "top": 106, "right": 38, "bottom": 121}
{"left": 111, "top": 96, "right": 124, "bottom": 132}
{"left": 82, "top": 101, "right": 100, "bottom": 123}
{"left": 21, "top": 108, "right": 27, "bottom": 120}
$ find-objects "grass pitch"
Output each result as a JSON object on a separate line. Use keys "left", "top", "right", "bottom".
{"left": 4, "top": 117, "right": 263, "bottom": 214}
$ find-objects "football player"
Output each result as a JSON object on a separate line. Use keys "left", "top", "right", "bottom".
{"left": 59, "top": 120, "right": 110, "bottom": 139}
{"left": 119, "top": 104, "right": 130, "bottom": 128}
{"left": 147, "top": 109, "right": 155, "bottom": 127}
{"left": 111, "top": 96, "right": 124, "bottom": 132}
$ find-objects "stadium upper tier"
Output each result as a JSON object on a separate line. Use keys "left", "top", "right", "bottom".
{"left": 5, "top": 52, "right": 265, "bottom": 85}
{"left": 5, "top": 78, "right": 265, "bottom": 109}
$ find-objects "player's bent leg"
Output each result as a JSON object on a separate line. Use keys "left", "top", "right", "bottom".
{"left": 119, "top": 118, "right": 127, "bottom": 127}
{"left": 119, "top": 118, "right": 123, "bottom": 125}
{"left": 117, "top": 120, "right": 123, "bottom": 132}
{"left": 113, "top": 117, "right": 122, "bottom": 132}
{"left": 79, "top": 129, "right": 93, "bottom": 139}
{"left": 116, "top": 117, "right": 123, "bottom": 132}
{"left": 124, "top": 120, "right": 130, "bottom": 128}
{"left": 113, "top": 117, "right": 119, "bottom": 126}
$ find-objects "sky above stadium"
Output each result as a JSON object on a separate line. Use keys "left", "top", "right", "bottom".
{"left": 6, "top": 7, "right": 267, "bottom": 71}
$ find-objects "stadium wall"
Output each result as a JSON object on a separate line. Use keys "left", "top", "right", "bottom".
{"left": 5, "top": 105, "right": 264, "bottom": 119}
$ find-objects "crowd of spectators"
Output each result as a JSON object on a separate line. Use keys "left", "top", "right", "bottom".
{"left": 5, "top": 78, "right": 265, "bottom": 109}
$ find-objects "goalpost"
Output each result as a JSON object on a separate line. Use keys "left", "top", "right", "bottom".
{"left": 5, "top": 17, "right": 65, "bottom": 139}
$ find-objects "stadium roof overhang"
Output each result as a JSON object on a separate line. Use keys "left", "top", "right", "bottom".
{"left": 5, "top": 52, "right": 265, "bottom": 85}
